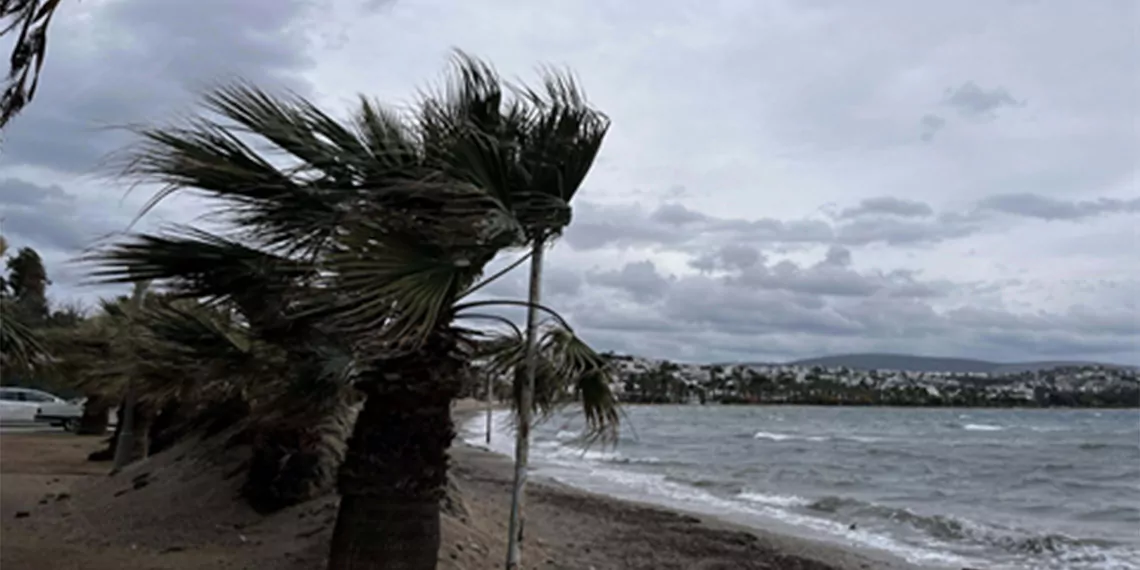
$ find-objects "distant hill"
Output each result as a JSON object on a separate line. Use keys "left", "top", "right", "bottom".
{"left": 779, "top": 353, "right": 1135, "bottom": 374}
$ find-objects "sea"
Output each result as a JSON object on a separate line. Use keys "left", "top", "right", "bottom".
{"left": 461, "top": 405, "right": 1140, "bottom": 570}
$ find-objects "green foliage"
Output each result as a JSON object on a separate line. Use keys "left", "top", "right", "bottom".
{"left": 0, "top": 240, "right": 51, "bottom": 374}
{"left": 5, "top": 245, "right": 49, "bottom": 326}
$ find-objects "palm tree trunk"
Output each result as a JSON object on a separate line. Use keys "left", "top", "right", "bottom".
{"left": 88, "top": 400, "right": 126, "bottom": 461}
{"left": 485, "top": 372, "right": 493, "bottom": 445}
{"left": 111, "top": 382, "right": 139, "bottom": 471}
{"left": 130, "top": 404, "right": 153, "bottom": 461}
{"left": 112, "top": 280, "right": 149, "bottom": 472}
{"left": 326, "top": 342, "right": 464, "bottom": 570}
{"left": 76, "top": 393, "right": 110, "bottom": 435}
{"left": 505, "top": 237, "right": 545, "bottom": 570}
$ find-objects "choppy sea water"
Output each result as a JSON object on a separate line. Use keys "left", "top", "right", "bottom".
{"left": 462, "top": 405, "right": 1140, "bottom": 570}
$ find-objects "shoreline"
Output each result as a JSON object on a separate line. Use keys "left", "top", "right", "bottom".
{"left": 0, "top": 402, "right": 928, "bottom": 569}
{"left": 611, "top": 401, "right": 1139, "bottom": 410}
{"left": 450, "top": 400, "right": 921, "bottom": 570}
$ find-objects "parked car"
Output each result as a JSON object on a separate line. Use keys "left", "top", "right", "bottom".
{"left": 0, "top": 387, "right": 83, "bottom": 431}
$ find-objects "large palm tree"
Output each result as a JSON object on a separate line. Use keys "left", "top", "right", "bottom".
{"left": 88, "top": 53, "right": 618, "bottom": 569}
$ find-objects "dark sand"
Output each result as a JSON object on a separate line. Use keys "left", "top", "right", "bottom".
{"left": 0, "top": 402, "right": 916, "bottom": 569}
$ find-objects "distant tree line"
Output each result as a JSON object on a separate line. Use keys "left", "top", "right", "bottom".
{"left": 605, "top": 358, "right": 1140, "bottom": 408}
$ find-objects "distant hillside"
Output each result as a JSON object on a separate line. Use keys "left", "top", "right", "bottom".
{"left": 782, "top": 353, "right": 1135, "bottom": 374}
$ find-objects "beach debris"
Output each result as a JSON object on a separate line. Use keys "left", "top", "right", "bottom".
{"left": 131, "top": 472, "right": 151, "bottom": 490}
{"left": 14, "top": 511, "right": 29, "bottom": 519}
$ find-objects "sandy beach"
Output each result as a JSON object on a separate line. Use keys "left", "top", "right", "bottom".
{"left": 0, "top": 404, "right": 914, "bottom": 569}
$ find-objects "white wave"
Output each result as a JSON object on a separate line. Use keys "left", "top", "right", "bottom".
{"left": 541, "top": 445, "right": 620, "bottom": 462}
{"left": 754, "top": 431, "right": 872, "bottom": 443}
{"left": 838, "top": 435, "right": 884, "bottom": 443}
{"left": 736, "top": 491, "right": 811, "bottom": 508}
{"left": 608, "top": 455, "right": 663, "bottom": 465}
{"left": 964, "top": 423, "right": 1005, "bottom": 432}
{"left": 753, "top": 431, "right": 799, "bottom": 441}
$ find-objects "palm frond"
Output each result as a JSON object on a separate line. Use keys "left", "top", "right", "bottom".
{"left": 0, "top": 0, "right": 62, "bottom": 129}
{"left": 118, "top": 84, "right": 423, "bottom": 256}
{"left": 318, "top": 178, "right": 522, "bottom": 358}
{"left": 478, "top": 324, "right": 619, "bottom": 443}
{"left": 509, "top": 67, "right": 611, "bottom": 239}
{"left": 417, "top": 50, "right": 528, "bottom": 215}
{"left": 81, "top": 226, "right": 313, "bottom": 320}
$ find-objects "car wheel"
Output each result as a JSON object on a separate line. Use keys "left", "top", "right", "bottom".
{"left": 62, "top": 418, "right": 79, "bottom": 432}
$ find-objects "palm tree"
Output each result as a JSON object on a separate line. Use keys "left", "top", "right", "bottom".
{"left": 0, "top": 234, "right": 48, "bottom": 371}
{"left": 87, "top": 52, "right": 618, "bottom": 569}
{"left": 413, "top": 59, "right": 613, "bottom": 567}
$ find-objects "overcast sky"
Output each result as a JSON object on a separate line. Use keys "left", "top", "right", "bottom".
{"left": 1, "top": 0, "right": 1137, "bottom": 365}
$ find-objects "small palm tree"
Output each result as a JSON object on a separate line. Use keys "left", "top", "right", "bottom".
{"left": 88, "top": 53, "right": 618, "bottom": 569}
{"left": 0, "top": 235, "right": 48, "bottom": 371}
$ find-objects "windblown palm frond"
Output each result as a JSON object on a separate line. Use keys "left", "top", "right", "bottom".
{"left": 509, "top": 67, "right": 611, "bottom": 239}
{"left": 478, "top": 324, "right": 619, "bottom": 443}
{"left": 0, "top": 0, "right": 62, "bottom": 129}
{"left": 417, "top": 51, "right": 528, "bottom": 211}
{"left": 82, "top": 227, "right": 317, "bottom": 335}
{"left": 118, "top": 83, "right": 424, "bottom": 257}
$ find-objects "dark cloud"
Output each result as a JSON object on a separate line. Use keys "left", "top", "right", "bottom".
{"left": 722, "top": 248, "right": 950, "bottom": 299}
{"left": 0, "top": 178, "right": 122, "bottom": 252}
{"left": 834, "top": 214, "right": 981, "bottom": 247}
{"left": 689, "top": 244, "right": 763, "bottom": 273}
{"left": 821, "top": 245, "right": 852, "bottom": 267}
{"left": 919, "top": 113, "right": 946, "bottom": 142}
{"left": 649, "top": 203, "right": 707, "bottom": 225}
{"left": 1, "top": 0, "right": 316, "bottom": 175}
{"left": 838, "top": 197, "right": 935, "bottom": 219}
{"left": 567, "top": 266, "right": 1140, "bottom": 365}
{"left": 942, "top": 81, "right": 1023, "bottom": 119}
{"left": 588, "top": 260, "right": 672, "bottom": 302}
{"left": 563, "top": 192, "right": 1140, "bottom": 255}
{"left": 562, "top": 202, "right": 690, "bottom": 250}
{"left": 976, "top": 193, "right": 1140, "bottom": 221}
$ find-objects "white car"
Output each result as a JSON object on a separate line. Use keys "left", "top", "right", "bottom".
{"left": 0, "top": 387, "right": 83, "bottom": 431}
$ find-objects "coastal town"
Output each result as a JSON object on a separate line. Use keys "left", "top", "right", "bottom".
{"left": 599, "top": 355, "right": 1140, "bottom": 408}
